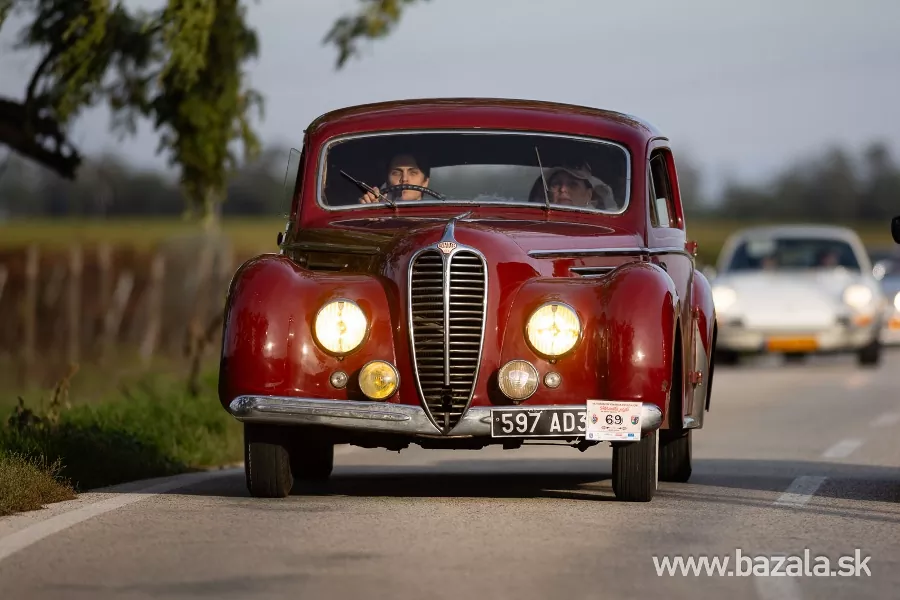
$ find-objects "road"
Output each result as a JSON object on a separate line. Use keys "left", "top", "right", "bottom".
{"left": 1, "top": 352, "right": 899, "bottom": 600}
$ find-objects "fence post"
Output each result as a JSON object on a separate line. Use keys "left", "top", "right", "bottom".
{"left": 22, "top": 244, "right": 38, "bottom": 385}
{"left": 101, "top": 271, "right": 135, "bottom": 363}
{"left": 67, "top": 244, "right": 83, "bottom": 366}
{"left": 139, "top": 253, "right": 166, "bottom": 368}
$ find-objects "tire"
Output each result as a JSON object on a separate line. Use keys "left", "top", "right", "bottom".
{"left": 244, "top": 423, "right": 293, "bottom": 498}
{"left": 611, "top": 430, "right": 658, "bottom": 502}
{"left": 290, "top": 439, "right": 335, "bottom": 481}
{"left": 715, "top": 350, "right": 740, "bottom": 366}
{"left": 858, "top": 338, "right": 881, "bottom": 367}
{"left": 658, "top": 429, "right": 692, "bottom": 482}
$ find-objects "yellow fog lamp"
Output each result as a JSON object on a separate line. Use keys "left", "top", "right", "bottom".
{"left": 314, "top": 299, "right": 367, "bottom": 355}
{"left": 498, "top": 360, "right": 539, "bottom": 401}
{"left": 359, "top": 360, "right": 399, "bottom": 400}
{"left": 525, "top": 302, "right": 581, "bottom": 358}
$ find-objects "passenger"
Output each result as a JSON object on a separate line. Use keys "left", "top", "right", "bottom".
{"left": 359, "top": 153, "right": 431, "bottom": 203}
{"left": 539, "top": 163, "right": 615, "bottom": 209}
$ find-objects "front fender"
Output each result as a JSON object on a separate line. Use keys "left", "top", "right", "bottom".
{"left": 495, "top": 261, "right": 677, "bottom": 420}
{"left": 217, "top": 255, "right": 395, "bottom": 410}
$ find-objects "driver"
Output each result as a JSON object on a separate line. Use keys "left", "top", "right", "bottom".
{"left": 359, "top": 153, "right": 432, "bottom": 203}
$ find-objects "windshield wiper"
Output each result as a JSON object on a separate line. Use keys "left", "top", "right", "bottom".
{"left": 534, "top": 146, "right": 551, "bottom": 213}
{"left": 339, "top": 170, "right": 394, "bottom": 207}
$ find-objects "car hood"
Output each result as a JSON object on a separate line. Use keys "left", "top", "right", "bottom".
{"left": 291, "top": 215, "right": 644, "bottom": 267}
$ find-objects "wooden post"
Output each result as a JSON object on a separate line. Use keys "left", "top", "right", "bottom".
{"left": 139, "top": 254, "right": 165, "bottom": 368}
{"left": 22, "top": 245, "right": 38, "bottom": 385}
{"left": 101, "top": 271, "right": 135, "bottom": 363}
{"left": 67, "top": 245, "right": 83, "bottom": 366}
{"left": 96, "top": 243, "right": 112, "bottom": 346}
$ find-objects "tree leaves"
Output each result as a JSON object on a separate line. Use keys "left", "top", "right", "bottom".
{"left": 324, "top": 0, "right": 429, "bottom": 69}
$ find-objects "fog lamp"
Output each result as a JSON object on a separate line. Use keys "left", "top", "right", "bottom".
{"left": 498, "top": 360, "right": 539, "bottom": 401}
{"left": 359, "top": 360, "right": 399, "bottom": 400}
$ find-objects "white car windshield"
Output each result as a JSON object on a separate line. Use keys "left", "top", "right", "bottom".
{"left": 317, "top": 131, "right": 630, "bottom": 213}
{"left": 725, "top": 237, "right": 862, "bottom": 272}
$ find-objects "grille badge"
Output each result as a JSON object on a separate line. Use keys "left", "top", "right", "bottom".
{"left": 437, "top": 241, "right": 457, "bottom": 254}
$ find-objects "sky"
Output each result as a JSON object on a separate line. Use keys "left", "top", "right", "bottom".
{"left": 2, "top": 0, "right": 899, "bottom": 198}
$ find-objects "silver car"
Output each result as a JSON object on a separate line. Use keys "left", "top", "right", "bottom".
{"left": 709, "top": 225, "right": 887, "bottom": 367}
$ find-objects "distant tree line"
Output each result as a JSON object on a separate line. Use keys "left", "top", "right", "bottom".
{"left": 0, "top": 140, "right": 897, "bottom": 220}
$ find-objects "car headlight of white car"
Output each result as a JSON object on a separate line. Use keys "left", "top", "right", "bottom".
{"left": 842, "top": 284, "right": 873, "bottom": 311}
{"left": 894, "top": 291, "right": 900, "bottom": 312}
{"left": 712, "top": 285, "right": 738, "bottom": 312}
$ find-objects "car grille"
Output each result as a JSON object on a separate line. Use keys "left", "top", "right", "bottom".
{"left": 409, "top": 249, "right": 486, "bottom": 433}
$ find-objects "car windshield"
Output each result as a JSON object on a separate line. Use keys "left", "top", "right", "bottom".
{"left": 317, "top": 131, "right": 630, "bottom": 213}
{"left": 724, "top": 237, "right": 862, "bottom": 272}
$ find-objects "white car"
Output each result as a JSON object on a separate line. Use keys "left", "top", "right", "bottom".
{"left": 710, "top": 225, "right": 887, "bottom": 367}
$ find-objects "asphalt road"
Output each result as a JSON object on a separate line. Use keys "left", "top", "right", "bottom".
{"left": 2, "top": 351, "right": 899, "bottom": 600}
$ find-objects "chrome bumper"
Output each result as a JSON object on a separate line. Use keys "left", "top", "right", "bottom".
{"left": 228, "top": 396, "right": 663, "bottom": 438}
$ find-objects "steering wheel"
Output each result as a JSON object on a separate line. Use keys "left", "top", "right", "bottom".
{"left": 380, "top": 183, "right": 445, "bottom": 200}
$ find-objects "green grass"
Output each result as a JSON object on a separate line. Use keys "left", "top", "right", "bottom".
{"left": 0, "top": 451, "right": 76, "bottom": 516}
{"left": 0, "top": 366, "right": 243, "bottom": 507}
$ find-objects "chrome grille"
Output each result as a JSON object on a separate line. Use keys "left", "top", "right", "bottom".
{"left": 409, "top": 249, "right": 486, "bottom": 433}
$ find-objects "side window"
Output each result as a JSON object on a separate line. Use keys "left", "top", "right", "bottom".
{"left": 649, "top": 151, "right": 677, "bottom": 228}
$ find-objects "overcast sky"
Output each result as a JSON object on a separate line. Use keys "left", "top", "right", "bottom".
{"left": 2, "top": 0, "right": 899, "bottom": 196}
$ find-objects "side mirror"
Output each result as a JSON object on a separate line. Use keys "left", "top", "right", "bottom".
{"left": 685, "top": 240, "right": 699, "bottom": 257}
{"left": 892, "top": 216, "right": 900, "bottom": 244}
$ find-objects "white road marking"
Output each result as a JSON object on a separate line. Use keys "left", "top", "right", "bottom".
{"left": 821, "top": 439, "right": 864, "bottom": 459}
{"left": 754, "top": 555, "right": 804, "bottom": 600}
{"left": 0, "top": 468, "right": 241, "bottom": 564}
{"left": 774, "top": 476, "right": 826, "bottom": 508}
{"left": 870, "top": 412, "right": 900, "bottom": 428}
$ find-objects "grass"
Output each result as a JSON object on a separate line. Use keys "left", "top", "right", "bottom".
{"left": 0, "top": 365, "right": 243, "bottom": 514}
{"left": 0, "top": 451, "right": 76, "bottom": 516}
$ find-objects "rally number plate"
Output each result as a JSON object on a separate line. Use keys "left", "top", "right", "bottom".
{"left": 490, "top": 407, "right": 586, "bottom": 438}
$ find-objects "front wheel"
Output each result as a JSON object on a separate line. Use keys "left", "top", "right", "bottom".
{"left": 611, "top": 430, "right": 658, "bottom": 502}
{"left": 244, "top": 423, "right": 293, "bottom": 498}
{"left": 858, "top": 338, "right": 881, "bottom": 367}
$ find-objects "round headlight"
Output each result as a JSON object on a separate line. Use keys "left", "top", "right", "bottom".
{"left": 712, "top": 285, "right": 737, "bottom": 311}
{"left": 314, "top": 299, "right": 367, "bottom": 355}
{"left": 359, "top": 361, "right": 399, "bottom": 400}
{"left": 842, "top": 284, "right": 873, "bottom": 310}
{"left": 498, "top": 360, "right": 539, "bottom": 401}
{"left": 525, "top": 302, "right": 581, "bottom": 357}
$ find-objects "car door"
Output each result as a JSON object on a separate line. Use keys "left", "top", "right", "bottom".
{"left": 644, "top": 143, "right": 696, "bottom": 429}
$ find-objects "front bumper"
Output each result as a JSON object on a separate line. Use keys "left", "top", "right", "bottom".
{"left": 229, "top": 396, "right": 663, "bottom": 438}
{"left": 717, "top": 320, "right": 879, "bottom": 353}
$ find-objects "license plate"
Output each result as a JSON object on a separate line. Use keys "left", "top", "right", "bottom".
{"left": 490, "top": 407, "right": 586, "bottom": 437}
{"left": 766, "top": 336, "right": 818, "bottom": 352}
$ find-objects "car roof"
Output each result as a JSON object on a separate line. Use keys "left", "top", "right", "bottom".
{"left": 304, "top": 97, "right": 664, "bottom": 141}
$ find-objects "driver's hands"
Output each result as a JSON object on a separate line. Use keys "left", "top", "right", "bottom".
{"left": 359, "top": 190, "right": 382, "bottom": 204}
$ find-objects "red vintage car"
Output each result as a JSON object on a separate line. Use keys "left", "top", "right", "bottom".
{"left": 218, "top": 98, "right": 718, "bottom": 502}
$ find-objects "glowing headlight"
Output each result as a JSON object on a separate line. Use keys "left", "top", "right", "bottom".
{"left": 893, "top": 291, "right": 900, "bottom": 312}
{"left": 358, "top": 360, "right": 399, "bottom": 400}
{"left": 842, "top": 284, "right": 873, "bottom": 310}
{"left": 525, "top": 302, "right": 581, "bottom": 357}
{"left": 712, "top": 285, "right": 737, "bottom": 311}
{"left": 314, "top": 299, "right": 367, "bottom": 354}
